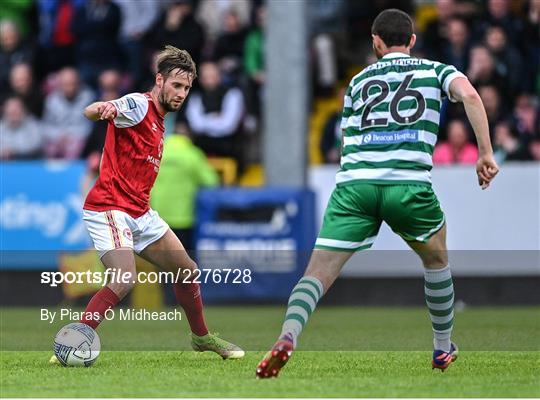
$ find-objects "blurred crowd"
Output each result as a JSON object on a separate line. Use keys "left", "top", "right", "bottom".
{"left": 424, "top": 0, "right": 540, "bottom": 164}
{"left": 0, "top": 0, "right": 539, "bottom": 168}
{"left": 0, "top": 0, "right": 266, "bottom": 168}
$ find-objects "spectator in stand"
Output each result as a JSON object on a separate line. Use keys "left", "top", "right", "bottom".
{"left": 139, "top": 49, "right": 160, "bottom": 93}
{"left": 478, "top": 85, "right": 506, "bottom": 136}
{"left": 466, "top": 45, "right": 507, "bottom": 95}
{"left": 525, "top": 0, "right": 540, "bottom": 95}
{"left": 4, "top": 63, "right": 43, "bottom": 118}
{"left": 72, "top": 0, "right": 121, "bottom": 89}
{"left": 528, "top": 136, "right": 540, "bottom": 160}
{"left": 185, "top": 61, "right": 245, "bottom": 170}
{"left": 81, "top": 69, "right": 122, "bottom": 159}
{"left": 37, "top": 0, "right": 84, "bottom": 75}
{"left": 493, "top": 120, "right": 530, "bottom": 163}
{"left": 0, "top": 20, "right": 34, "bottom": 94}
{"left": 149, "top": 0, "right": 205, "bottom": 67}
{"left": 213, "top": 9, "right": 249, "bottom": 85}
{"left": 43, "top": 67, "right": 95, "bottom": 159}
{"left": 320, "top": 87, "right": 345, "bottom": 164}
{"left": 433, "top": 119, "right": 478, "bottom": 165}
{"left": 0, "top": 0, "right": 34, "bottom": 38}
{"left": 421, "top": 0, "right": 457, "bottom": 60}
{"left": 0, "top": 97, "right": 43, "bottom": 160}
{"left": 440, "top": 17, "right": 471, "bottom": 73}
{"left": 97, "top": 68, "right": 123, "bottom": 100}
{"left": 484, "top": 25, "right": 524, "bottom": 95}
{"left": 512, "top": 94, "right": 539, "bottom": 138}
{"left": 307, "top": 0, "right": 345, "bottom": 96}
{"left": 475, "top": 0, "right": 524, "bottom": 49}
{"left": 244, "top": 4, "right": 266, "bottom": 118}
{"left": 112, "top": 0, "right": 159, "bottom": 89}
{"left": 196, "top": 0, "right": 251, "bottom": 41}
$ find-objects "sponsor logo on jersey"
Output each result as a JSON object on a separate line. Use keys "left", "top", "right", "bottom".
{"left": 115, "top": 97, "right": 138, "bottom": 112}
{"left": 146, "top": 155, "right": 161, "bottom": 173}
{"left": 127, "top": 97, "right": 137, "bottom": 110}
{"left": 361, "top": 130, "right": 418, "bottom": 144}
{"left": 151, "top": 122, "right": 158, "bottom": 132}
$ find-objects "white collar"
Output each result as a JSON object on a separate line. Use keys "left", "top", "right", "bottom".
{"left": 381, "top": 52, "right": 411, "bottom": 59}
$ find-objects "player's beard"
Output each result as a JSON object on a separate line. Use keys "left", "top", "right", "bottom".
{"left": 158, "top": 90, "right": 183, "bottom": 112}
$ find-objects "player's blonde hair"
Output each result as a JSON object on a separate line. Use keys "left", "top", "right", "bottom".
{"left": 156, "top": 45, "right": 197, "bottom": 80}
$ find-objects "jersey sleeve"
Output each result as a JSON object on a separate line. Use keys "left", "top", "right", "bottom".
{"left": 434, "top": 63, "right": 467, "bottom": 103}
{"left": 340, "top": 83, "right": 353, "bottom": 130}
{"left": 109, "top": 93, "right": 149, "bottom": 128}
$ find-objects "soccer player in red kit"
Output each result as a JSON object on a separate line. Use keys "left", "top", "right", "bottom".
{"left": 50, "top": 46, "right": 244, "bottom": 363}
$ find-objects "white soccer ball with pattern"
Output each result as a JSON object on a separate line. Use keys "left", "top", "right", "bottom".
{"left": 53, "top": 323, "right": 101, "bottom": 367}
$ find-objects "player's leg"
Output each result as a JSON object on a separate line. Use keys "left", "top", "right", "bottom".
{"left": 255, "top": 249, "right": 352, "bottom": 378}
{"left": 136, "top": 210, "right": 243, "bottom": 359}
{"left": 280, "top": 185, "right": 379, "bottom": 348}
{"left": 138, "top": 228, "right": 207, "bottom": 336}
{"left": 80, "top": 248, "right": 137, "bottom": 329}
{"left": 80, "top": 210, "right": 138, "bottom": 329}
{"left": 406, "top": 225, "right": 458, "bottom": 370}
{"left": 257, "top": 185, "right": 381, "bottom": 378}
{"left": 382, "top": 185, "right": 457, "bottom": 370}
{"left": 406, "top": 221, "right": 448, "bottom": 267}
{"left": 51, "top": 211, "right": 136, "bottom": 365}
{"left": 279, "top": 249, "right": 353, "bottom": 348}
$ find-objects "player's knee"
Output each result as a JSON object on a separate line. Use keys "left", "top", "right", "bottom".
{"left": 176, "top": 260, "right": 198, "bottom": 278}
{"left": 422, "top": 251, "right": 448, "bottom": 269}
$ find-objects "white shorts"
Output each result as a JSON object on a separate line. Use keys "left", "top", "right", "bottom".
{"left": 83, "top": 208, "right": 169, "bottom": 257}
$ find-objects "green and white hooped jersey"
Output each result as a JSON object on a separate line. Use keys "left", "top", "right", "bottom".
{"left": 338, "top": 52, "right": 466, "bottom": 186}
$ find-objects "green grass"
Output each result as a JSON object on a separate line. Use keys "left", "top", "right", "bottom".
{"left": 1, "top": 306, "right": 539, "bottom": 397}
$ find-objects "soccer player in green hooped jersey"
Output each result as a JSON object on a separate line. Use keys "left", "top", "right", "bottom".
{"left": 256, "top": 8, "right": 499, "bottom": 378}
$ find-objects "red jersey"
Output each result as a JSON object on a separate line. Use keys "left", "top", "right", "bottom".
{"left": 84, "top": 92, "right": 165, "bottom": 217}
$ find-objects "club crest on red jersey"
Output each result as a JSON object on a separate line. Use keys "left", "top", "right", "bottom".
{"left": 123, "top": 228, "right": 132, "bottom": 241}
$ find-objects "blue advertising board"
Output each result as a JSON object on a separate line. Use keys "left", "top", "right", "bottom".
{"left": 0, "top": 161, "right": 89, "bottom": 269}
{"left": 195, "top": 187, "right": 317, "bottom": 301}
{"left": 1, "top": 162, "right": 318, "bottom": 304}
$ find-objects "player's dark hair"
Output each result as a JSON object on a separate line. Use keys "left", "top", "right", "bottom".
{"left": 156, "top": 45, "right": 197, "bottom": 79}
{"left": 371, "top": 9, "right": 414, "bottom": 47}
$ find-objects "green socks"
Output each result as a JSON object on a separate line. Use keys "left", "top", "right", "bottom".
{"left": 281, "top": 276, "right": 324, "bottom": 347}
{"left": 424, "top": 266, "right": 454, "bottom": 352}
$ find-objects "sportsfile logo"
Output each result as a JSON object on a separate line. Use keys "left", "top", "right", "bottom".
{"left": 361, "top": 130, "right": 419, "bottom": 144}
{"left": 40, "top": 268, "right": 253, "bottom": 287}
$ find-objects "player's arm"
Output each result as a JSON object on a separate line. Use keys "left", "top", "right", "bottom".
{"left": 84, "top": 94, "right": 147, "bottom": 126}
{"left": 448, "top": 77, "right": 499, "bottom": 189}
{"left": 84, "top": 101, "right": 118, "bottom": 121}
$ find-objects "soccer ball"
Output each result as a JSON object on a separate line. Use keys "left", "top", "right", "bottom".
{"left": 53, "top": 323, "right": 101, "bottom": 367}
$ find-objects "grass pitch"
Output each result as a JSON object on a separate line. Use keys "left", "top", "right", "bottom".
{"left": 1, "top": 306, "right": 539, "bottom": 397}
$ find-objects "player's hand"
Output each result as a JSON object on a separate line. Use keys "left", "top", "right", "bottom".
{"left": 476, "top": 154, "right": 499, "bottom": 190}
{"left": 97, "top": 102, "right": 117, "bottom": 120}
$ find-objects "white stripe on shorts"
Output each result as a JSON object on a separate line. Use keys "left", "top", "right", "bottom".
{"left": 315, "top": 235, "right": 377, "bottom": 249}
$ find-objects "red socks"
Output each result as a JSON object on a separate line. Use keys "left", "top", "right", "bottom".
{"left": 173, "top": 282, "right": 209, "bottom": 336}
{"left": 80, "top": 286, "right": 120, "bottom": 329}
{"left": 80, "top": 283, "right": 208, "bottom": 337}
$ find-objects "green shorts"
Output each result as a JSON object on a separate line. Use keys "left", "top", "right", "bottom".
{"left": 315, "top": 183, "right": 445, "bottom": 252}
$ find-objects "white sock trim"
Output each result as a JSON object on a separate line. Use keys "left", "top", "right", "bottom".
{"left": 424, "top": 265, "right": 451, "bottom": 281}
